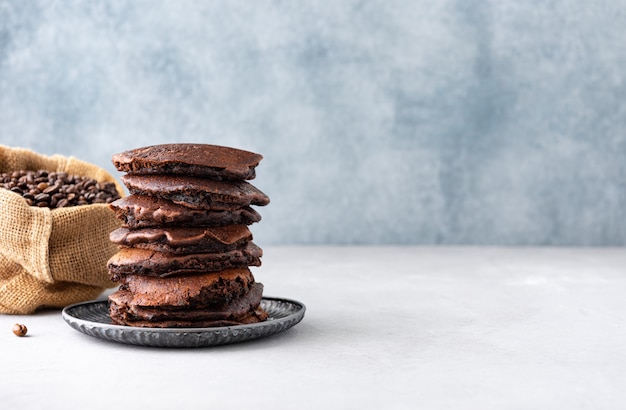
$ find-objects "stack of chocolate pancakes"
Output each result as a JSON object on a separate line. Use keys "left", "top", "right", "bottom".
{"left": 106, "top": 143, "right": 270, "bottom": 328}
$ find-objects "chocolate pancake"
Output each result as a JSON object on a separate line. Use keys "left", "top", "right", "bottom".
{"left": 107, "top": 243, "right": 263, "bottom": 281}
{"left": 118, "top": 268, "right": 256, "bottom": 307}
{"left": 109, "top": 224, "right": 253, "bottom": 254}
{"left": 108, "top": 282, "right": 268, "bottom": 328}
{"left": 112, "top": 143, "right": 263, "bottom": 180}
{"left": 121, "top": 174, "right": 270, "bottom": 211}
{"left": 109, "top": 195, "right": 262, "bottom": 228}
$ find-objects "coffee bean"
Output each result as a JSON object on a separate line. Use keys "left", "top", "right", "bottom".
{"left": 35, "top": 193, "right": 50, "bottom": 203}
{"left": 12, "top": 323, "right": 27, "bottom": 337}
{"left": 0, "top": 170, "right": 120, "bottom": 209}
{"left": 43, "top": 184, "right": 60, "bottom": 195}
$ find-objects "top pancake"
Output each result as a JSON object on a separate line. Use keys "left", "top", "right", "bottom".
{"left": 112, "top": 143, "right": 263, "bottom": 180}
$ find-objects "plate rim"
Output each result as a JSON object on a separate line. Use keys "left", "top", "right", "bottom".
{"left": 61, "top": 296, "right": 305, "bottom": 347}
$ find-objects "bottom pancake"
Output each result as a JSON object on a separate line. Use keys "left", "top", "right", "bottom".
{"left": 108, "top": 282, "right": 268, "bottom": 328}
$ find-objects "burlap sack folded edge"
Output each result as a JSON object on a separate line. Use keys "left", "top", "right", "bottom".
{"left": 0, "top": 144, "right": 124, "bottom": 314}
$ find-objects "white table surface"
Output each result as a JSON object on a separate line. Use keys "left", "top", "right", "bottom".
{"left": 1, "top": 246, "right": 625, "bottom": 410}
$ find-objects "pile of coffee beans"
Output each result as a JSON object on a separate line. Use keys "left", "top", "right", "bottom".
{"left": 0, "top": 170, "right": 121, "bottom": 208}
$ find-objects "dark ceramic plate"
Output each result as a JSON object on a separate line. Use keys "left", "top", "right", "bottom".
{"left": 62, "top": 297, "right": 305, "bottom": 348}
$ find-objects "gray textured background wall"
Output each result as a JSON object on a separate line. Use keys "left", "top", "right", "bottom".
{"left": 1, "top": 0, "right": 625, "bottom": 245}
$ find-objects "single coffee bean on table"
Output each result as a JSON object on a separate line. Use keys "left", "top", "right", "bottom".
{"left": 0, "top": 170, "right": 121, "bottom": 208}
{"left": 12, "top": 323, "right": 27, "bottom": 337}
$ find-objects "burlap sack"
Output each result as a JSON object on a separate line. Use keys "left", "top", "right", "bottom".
{"left": 0, "top": 145, "right": 124, "bottom": 314}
